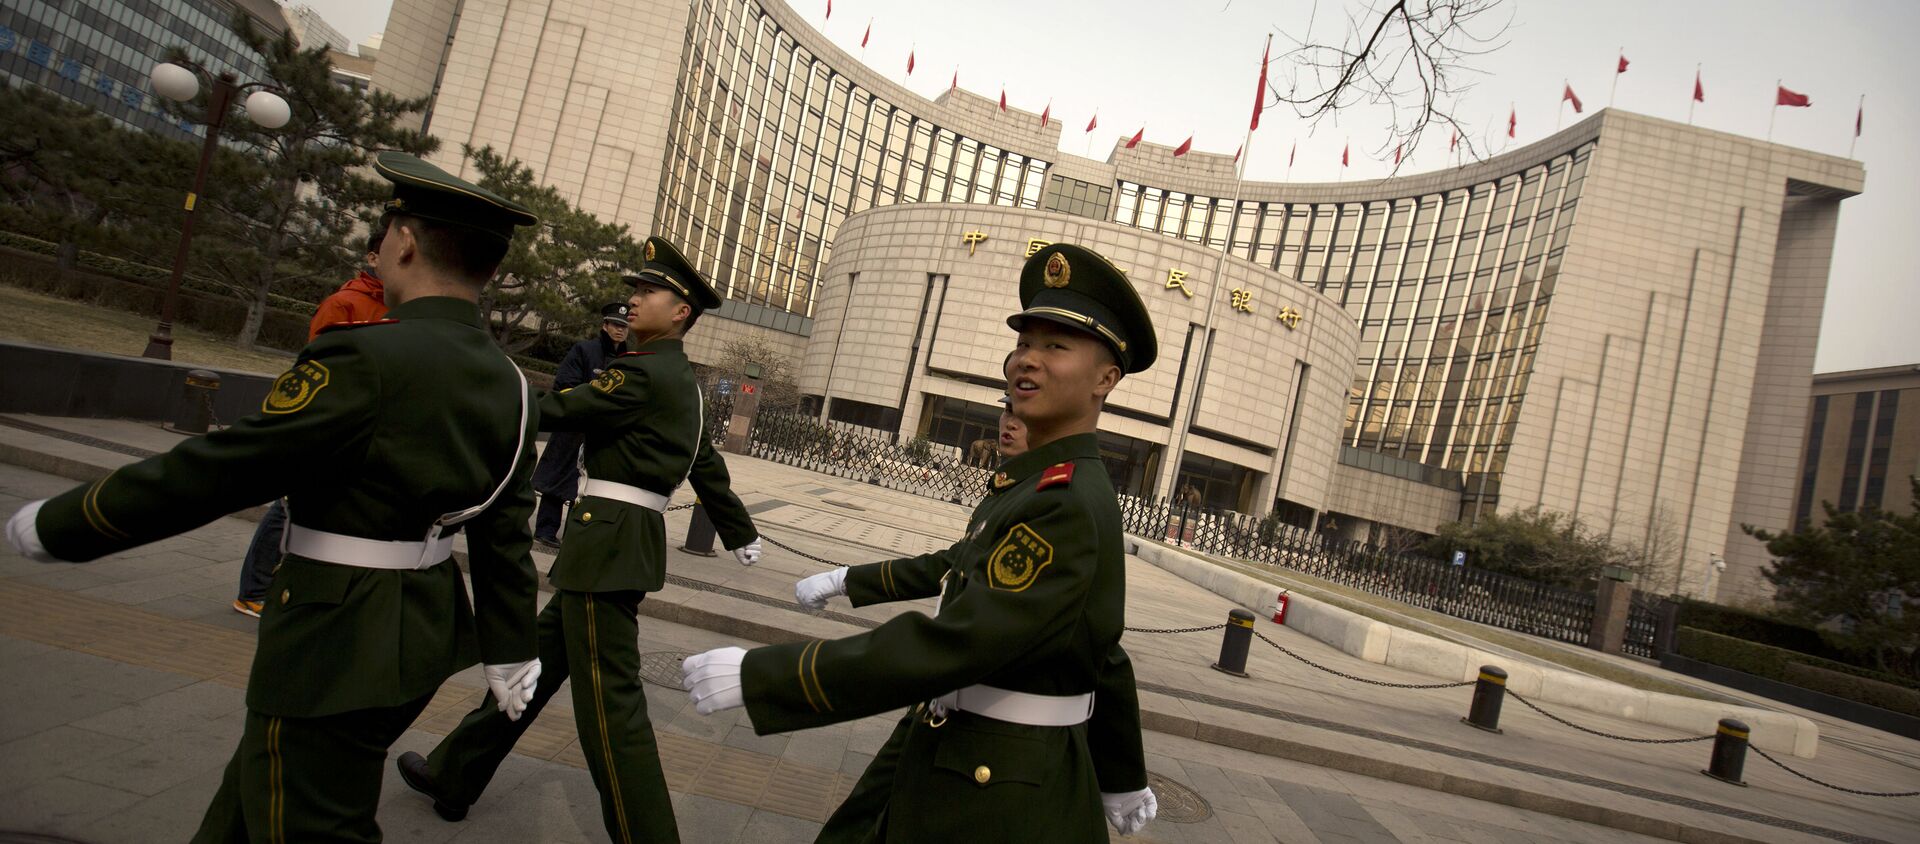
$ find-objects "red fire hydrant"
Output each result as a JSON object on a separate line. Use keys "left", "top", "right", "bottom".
{"left": 1272, "top": 590, "right": 1291, "bottom": 625}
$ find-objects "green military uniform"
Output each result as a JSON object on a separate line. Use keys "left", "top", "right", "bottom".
{"left": 719, "top": 244, "right": 1159, "bottom": 842}
{"left": 407, "top": 238, "right": 757, "bottom": 843}
{"left": 7, "top": 154, "right": 543, "bottom": 843}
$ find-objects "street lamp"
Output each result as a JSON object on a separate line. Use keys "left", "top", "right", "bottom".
{"left": 141, "top": 61, "right": 291, "bottom": 360}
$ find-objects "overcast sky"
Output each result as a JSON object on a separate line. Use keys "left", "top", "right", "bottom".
{"left": 301, "top": 0, "right": 1917, "bottom": 374}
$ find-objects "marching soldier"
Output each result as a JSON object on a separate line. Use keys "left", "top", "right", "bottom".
{"left": 5, "top": 152, "right": 546, "bottom": 842}
{"left": 685, "top": 243, "right": 1159, "bottom": 841}
{"left": 397, "top": 236, "right": 763, "bottom": 843}
{"left": 792, "top": 389, "right": 1154, "bottom": 841}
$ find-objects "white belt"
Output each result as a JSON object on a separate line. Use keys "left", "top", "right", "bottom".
{"left": 284, "top": 525, "right": 457, "bottom": 571}
{"left": 581, "top": 479, "right": 669, "bottom": 512}
{"left": 932, "top": 685, "right": 1095, "bottom": 727}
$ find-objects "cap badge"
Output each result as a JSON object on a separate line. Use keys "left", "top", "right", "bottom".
{"left": 1043, "top": 253, "right": 1071, "bottom": 288}
{"left": 644, "top": 241, "right": 657, "bottom": 261}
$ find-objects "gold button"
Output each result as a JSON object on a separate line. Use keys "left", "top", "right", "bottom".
{"left": 581, "top": 512, "right": 592, "bottom": 523}
{"left": 973, "top": 765, "right": 991, "bottom": 784}
{"left": 280, "top": 589, "right": 290, "bottom": 605}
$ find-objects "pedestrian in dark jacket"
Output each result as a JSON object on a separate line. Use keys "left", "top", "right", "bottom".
{"left": 530, "top": 303, "right": 631, "bottom": 546}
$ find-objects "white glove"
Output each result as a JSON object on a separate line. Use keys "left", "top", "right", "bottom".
{"left": 484, "top": 659, "right": 542, "bottom": 721}
{"left": 795, "top": 567, "right": 848, "bottom": 610}
{"left": 731, "top": 537, "right": 763, "bottom": 567}
{"left": 6, "top": 500, "right": 59, "bottom": 563}
{"left": 1102, "top": 787, "right": 1157, "bottom": 836}
{"left": 682, "top": 646, "right": 747, "bottom": 715}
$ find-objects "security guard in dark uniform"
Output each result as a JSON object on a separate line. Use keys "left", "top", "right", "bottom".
{"left": 531, "top": 301, "right": 633, "bottom": 546}
{"left": 685, "top": 243, "right": 1159, "bottom": 841}
{"left": 398, "top": 237, "right": 762, "bottom": 843}
{"left": 4, "top": 152, "right": 545, "bottom": 843}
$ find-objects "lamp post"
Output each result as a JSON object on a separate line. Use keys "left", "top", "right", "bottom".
{"left": 141, "top": 61, "right": 291, "bottom": 360}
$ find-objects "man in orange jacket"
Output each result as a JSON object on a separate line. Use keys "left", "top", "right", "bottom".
{"left": 231, "top": 227, "right": 392, "bottom": 616}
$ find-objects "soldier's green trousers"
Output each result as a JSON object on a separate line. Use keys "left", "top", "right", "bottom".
{"left": 190, "top": 693, "right": 435, "bottom": 843}
{"left": 425, "top": 589, "right": 677, "bottom": 843}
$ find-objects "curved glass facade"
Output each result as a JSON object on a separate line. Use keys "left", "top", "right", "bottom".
{"left": 1113, "top": 145, "right": 1593, "bottom": 516}
{"left": 657, "top": 0, "right": 1049, "bottom": 317}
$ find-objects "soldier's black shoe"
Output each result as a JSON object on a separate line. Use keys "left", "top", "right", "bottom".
{"left": 396, "top": 751, "right": 468, "bottom": 822}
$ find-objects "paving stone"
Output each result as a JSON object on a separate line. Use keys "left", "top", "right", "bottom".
{"left": 0, "top": 679, "right": 135, "bottom": 743}
{"left": 0, "top": 724, "right": 142, "bottom": 796}
{"left": 66, "top": 725, "right": 243, "bottom": 796}
{"left": 739, "top": 807, "right": 826, "bottom": 843}
{"left": 668, "top": 792, "right": 755, "bottom": 844}
{"left": 67, "top": 680, "right": 247, "bottom": 740}
{"left": 4, "top": 775, "right": 146, "bottom": 833}
{"left": 73, "top": 763, "right": 230, "bottom": 843}
{"left": 723, "top": 721, "right": 792, "bottom": 756}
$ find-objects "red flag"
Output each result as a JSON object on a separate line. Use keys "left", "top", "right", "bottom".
{"left": 1777, "top": 86, "right": 1810, "bottom": 107}
{"left": 1125, "top": 128, "right": 1143, "bottom": 149}
{"left": 1393, "top": 143, "right": 1402, "bottom": 164}
{"left": 1040, "top": 101, "right": 1050, "bottom": 128}
{"left": 1449, "top": 129, "right": 1458, "bottom": 151}
{"left": 1085, "top": 112, "right": 1098, "bottom": 133}
{"left": 861, "top": 20, "right": 871, "bottom": 48}
{"left": 1173, "top": 135, "right": 1193, "bottom": 157}
{"left": 1288, "top": 140, "right": 1296, "bottom": 166}
{"left": 951, "top": 69, "right": 958, "bottom": 91}
{"left": 1693, "top": 70, "right": 1704, "bottom": 103}
{"left": 1250, "top": 35, "right": 1270, "bottom": 131}
{"left": 906, "top": 49, "right": 914, "bottom": 75}
{"left": 1341, "top": 143, "right": 1349, "bottom": 166}
{"left": 1563, "top": 84, "right": 1583, "bottom": 114}
{"left": 1507, "top": 107, "right": 1516, "bottom": 138}
{"left": 1855, "top": 100, "right": 1863, "bottom": 137}
{"left": 1617, "top": 54, "right": 1629, "bottom": 74}
{"left": 999, "top": 87, "right": 1007, "bottom": 112}
{"left": 1233, "top": 144, "right": 1242, "bottom": 163}
{"left": 826, "top": 0, "right": 831, "bottom": 19}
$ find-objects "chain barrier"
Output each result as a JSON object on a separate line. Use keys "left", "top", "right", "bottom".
{"left": 1504, "top": 690, "right": 1713, "bottom": 744}
{"left": 1254, "top": 631, "right": 1475, "bottom": 690}
{"left": 1750, "top": 745, "right": 1920, "bottom": 798}
{"left": 1124, "top": 623, "right": 1228, "bottom": 635}
{"left": 761, "top": 531, "right": 850, "bottom": 568}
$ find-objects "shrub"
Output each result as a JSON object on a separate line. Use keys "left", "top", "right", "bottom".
{"left": 1672, "top": 598, "right": 1848, "bottom": 662}
{"left": 1781, "top": 663, "right": 1920, "bottom": 718}
{"left": 1675, "top": 628, "right": 1920, "bottom": 692}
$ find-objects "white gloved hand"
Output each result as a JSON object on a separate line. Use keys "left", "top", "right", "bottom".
{"left": 794, "top": 567, "right": 849, "bottom": 610}
{"left": 1102, "top": 787, "right": 1157, "bottom": 836}
{"left": 6, "top": 500, "right": 59, "bottom": 563}
{"left": 682, "top": 646, "right": 747, "bottom": 715}
{"left": 731, "top": 537, "right": 763, "bottom": 567}
{"left": 484, "top": 659, "right": 542, "bottom": 721}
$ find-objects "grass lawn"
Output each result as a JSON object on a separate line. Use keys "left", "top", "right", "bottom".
{"left": 1180, "top": 544, "right": 1719, "bottom": 700}
{"left": 0, "top": 285, "right": 296, "bottom": 375}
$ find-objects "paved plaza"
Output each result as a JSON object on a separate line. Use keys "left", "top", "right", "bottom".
{"left": 1, "top": 413, "right": 1917, "bottom": 843}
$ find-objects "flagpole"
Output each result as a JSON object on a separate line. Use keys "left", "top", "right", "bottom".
{"left": 1688, "top": 64, "right": 1699, "bottom": 125}
{"left": 1608, "top": 47, "right": 1622, "bottom": 108}
{"left": 1168, "top": 36, "right": 1263, "bottom": 502}
{"left": 1767, "top": 78, "right": 1778, "bottom": 142}
{"left": 1849, "top": 94, "right": 1862, "bottom": 158}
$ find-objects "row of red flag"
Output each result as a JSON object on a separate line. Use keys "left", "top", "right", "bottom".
{"left": 827, "top": 5, "right": 1863, "bottom": 164}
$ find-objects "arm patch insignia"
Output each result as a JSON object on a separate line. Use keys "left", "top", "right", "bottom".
{"left": 987, "top": 523, "right": 1053, "bottom": 592}
{"left": 589, "top": 369, "right": 625, "bottom": 394}
{"left": 262, "top": 361, "right": 330, "bottom": 414}
{"left": 1036, "top": 462, "right": 1075, "bottom": 491}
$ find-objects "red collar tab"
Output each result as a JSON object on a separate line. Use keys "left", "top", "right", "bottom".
{"left": 318, "top": 318, "right": 400, "bottom": 334}
{"left": 616, "top": 351, "right": 656, "bottom": 357}
{"left": 1036, "top": 462, "right": 1076, "bottom": 491}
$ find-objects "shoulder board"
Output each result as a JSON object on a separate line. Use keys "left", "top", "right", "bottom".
{"left": 318, "top": 318, "right": 399, "bottom": 334}
{"left": 616, "top": 351, "right": 656, "bottom": 358}
{"left": 1036, "top": 462, "right": 1076, "bottom": 491}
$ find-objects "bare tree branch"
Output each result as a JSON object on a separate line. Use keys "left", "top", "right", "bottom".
{"left": 1273, "top": 0, "right": 1512, "bottom": 171}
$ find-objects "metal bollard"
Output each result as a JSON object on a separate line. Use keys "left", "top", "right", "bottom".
{"left": 1702, "top": 718, "right": 1750, "bottom": 786}
{"left": 1210, "top": 609, "right": 1257, "bottom": 677}
{"left": 174, "top": 369, "right": 220, "bottom": 434}
{"left": 680, "top": 501, "right": 719, "bottom": 557}
{"left": 1460, "top": 665, "right": 1507, "bottom": 733}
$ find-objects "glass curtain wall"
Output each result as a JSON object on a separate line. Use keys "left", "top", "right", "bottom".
{"left": 658, "top": 0, "right": 1049, "bottom": 318}
{"left": 1114, "top": 143, "right": 1595, "bottom": 516}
